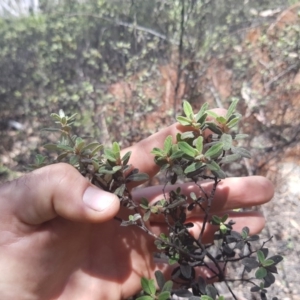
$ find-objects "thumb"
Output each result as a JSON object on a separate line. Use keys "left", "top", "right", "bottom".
{"left": 0, "top": 163, "right": 120, "bottom": 225}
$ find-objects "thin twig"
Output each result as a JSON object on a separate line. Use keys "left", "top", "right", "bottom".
{"left": 265, "top": 63, "right": 299, "bottom": 90}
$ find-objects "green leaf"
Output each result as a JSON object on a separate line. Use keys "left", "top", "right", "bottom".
{"left": 194, "top": 136, "right": 203, "bottom": 153}
{"left": 168, "top": 257, "right": 178, "bottom": 265}
{"left": 255, "top": 267, "right": 267, "bottom": 279}
{"left": 126, "top": 173, "right": 149, "bottom": 182}
{"left": 205, "top": 122, "right": 223, "bottom": 135}
{"left": 114, "top": 184, "right": 126, "bottom": 196}
{"left": 160, "top": 233, "right": 168, "bottom": 240}
{"left": 141, "top": 197, "right": 149, "bottom": 207}
{"left": 112, "top": 142, "right": 121, "bottom": 158}
{"left": 91, "top": 145, "right": 103, "bottom": 156}
{"left": 195, "top": 102, "right": 209, "bottom": 122}
{"left": 57, "top": 144, "right": 74, "bottom": 152}
{"left": 220, "top": 134, "right": 232, "bottom": 151}
{"left": 164, "top": 135, "right": 173, "bottom": 154}
{"left": 212, "top": 169, "right": 227, "bottom": 179}
{"left": 104, "top": 148, "right": 117, "bottom": 162}
{"left": 131, "top": 213, "right": 142, "bottom": 221}
{"left": 141, "top": 278, "right": 156, "bottom": 296}
{"left": 61, "top": 116, "right": 67, "bottom": 125}
{"left": 121, "top": 151, "right": 132, "bottom": 165}
{"left": 155, "top": 270, "right": 165, "bottom": 290}
{"left": 57, "top": 152, "right": 69, "bottom": 161}
{"left": 206, "top": 110, "right": 219, "bottom": 119}
{"left": 226, "top": 98, "right": 239, "bottom": 119}
{"left": 35, "top": 154, "right": 47, "bottom": 164}
{"left": 268, "top": 255, "right": 283, "bottom": 265}
{"left": 263, "top": 259, "right": 275, "bottom": 267}
{"left": 178, "top": 142, "right": 197, "bottom": 158}
{"left": 257, "top": 250, "right": 266, "bottom": 264}
{"left": 98, "top": 167, "right": 116, "bottom": 175}
{"left": 169, "top": 150, "right": 183, "bottom": 160}
{"left": 220, "top": 223, "right": 228, "bottom": 233}
{"left": 112, "top": 166, "right": 122, "bottom": 172}
{"left": 204, "top": 142, "right": 223, "bottom": 158}
{"left": 82, "top": 142, "right": 102, "bottom": 152}
{"left": 184, "top": 162, "right": 204, "bottom": 174}
{"left": 180, "top": 264, "right": 192, "bottom": 279}
{"left": 207, "top": 161, "right": 220, "bottom": 171}
{"left": 50, "top": 113, "right": 61, "bottom": 121}
{"left": 221, "top": 214, "right": 229, "bottom": 223}
{"left": 177, "top": 116, "right": 192, "bottom": 126}
{"left": 161, "top": 280, "right": 173, "bottom": 292}
{"left": 242, "top": 257, "right": 260, "bottom": 270}
{"left": 69, "top": 155, "right": 79, "bottom": 166}
{"left": 220, "top": 154, "right": 241, "bottom": 164}
{"left": 212, "top": 215, "right": 221, "bottom": 225}
{"left": 172, "top": 165, "right": 183, "bottom": 175}
{"left": 143, "top": 210, "right": 151, "bottom": 222}
{"left": 198, "top": 113, "right": 208, "bottom": 125}
{"left": 227, "top": 117, "right": 240, "bottom": 128}
{"left": 242, "top": 227, "right": 250, "bottom": 239}
{"left": 140, "top": 203, "right": 149, "bottom": 210}
{"left": 180, "top": 131, "right": 195, "bottom": 140}
{"left": 183, "top": 100, "right": 194, "bottom": 118}
{"left": 75, "top": 137, "right": 85, "bottom": 151}
{"left": 151, "top": 148, "right": 165, "bottom": 156}
{"left": 67, "top": 113, "right": 78, "bottom": 122}
{"left": 231, "top": 147, "right": 251, "bottom": 159}
{"left": 158, "top": 291, "right": 171, "bottom": 300}
{"left": 216, "top": 116, "right": 227, "bottom": 124}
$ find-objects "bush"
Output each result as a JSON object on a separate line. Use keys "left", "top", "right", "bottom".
{"left": 34, "top": 100, "right": 283, "bottom": 299}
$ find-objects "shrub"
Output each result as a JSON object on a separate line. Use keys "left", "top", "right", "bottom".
{"left": 33, "top": 100, "right": 283, "bottom": 300}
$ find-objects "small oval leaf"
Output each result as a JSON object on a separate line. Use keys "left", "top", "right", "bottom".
{"left": 177, "top": 116, "right": 192, "bottom": 126}
{"left": 141, "top": 278, "right": 156, "bottom": 296}
{"left": 183, "top": 100, "right": 194, "bottom": 118}
{"left": 126, "top": 173, "right": 149, "bottom": 182}
{"left": 255, "top": 267, "right": 267, "bottom": 279}
{"left": 220, "top": 133, "right": 232, "bottom": 151}
{"left": 205, "top": 142, "right": 223, "bottom": 158}
{"left": 178, "top": 141, "right": 197, "bottom": 158}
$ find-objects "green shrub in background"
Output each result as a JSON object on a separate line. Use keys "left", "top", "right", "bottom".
{"left": 1, "top": 0, "right": 297, "bottom": 144}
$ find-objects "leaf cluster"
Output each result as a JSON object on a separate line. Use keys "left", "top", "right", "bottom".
{"left": 38, "top": 101, "right": 283, "bottom": 300}
{"left": 38, "top": 109, "right": 149, "bottom": 205}
{"left": 152, "top": 99, "right": 250, "bottom": 182}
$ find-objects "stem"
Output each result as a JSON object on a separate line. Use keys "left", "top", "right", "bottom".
{"left": 198, "top": 178, "right": 219, "bottom": 243}
{"left": 224, "top": 280, "right": 238, "bottom": 300}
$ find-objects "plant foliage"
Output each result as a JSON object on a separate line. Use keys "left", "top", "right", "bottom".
{"left": 34, "top": 100, "right": 283, "bottom": 299}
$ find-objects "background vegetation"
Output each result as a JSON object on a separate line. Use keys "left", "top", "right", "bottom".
{"left": 0, "top": 0, "right": 299, "bottom": 298}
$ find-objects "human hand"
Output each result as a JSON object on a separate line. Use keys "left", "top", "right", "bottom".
{"left": 0, "top": 122, "right": 274, "bottom": 300}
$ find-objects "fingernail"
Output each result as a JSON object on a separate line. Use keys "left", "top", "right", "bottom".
{"left": 83, "top": 186, "right": 115, "bottom": 211}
